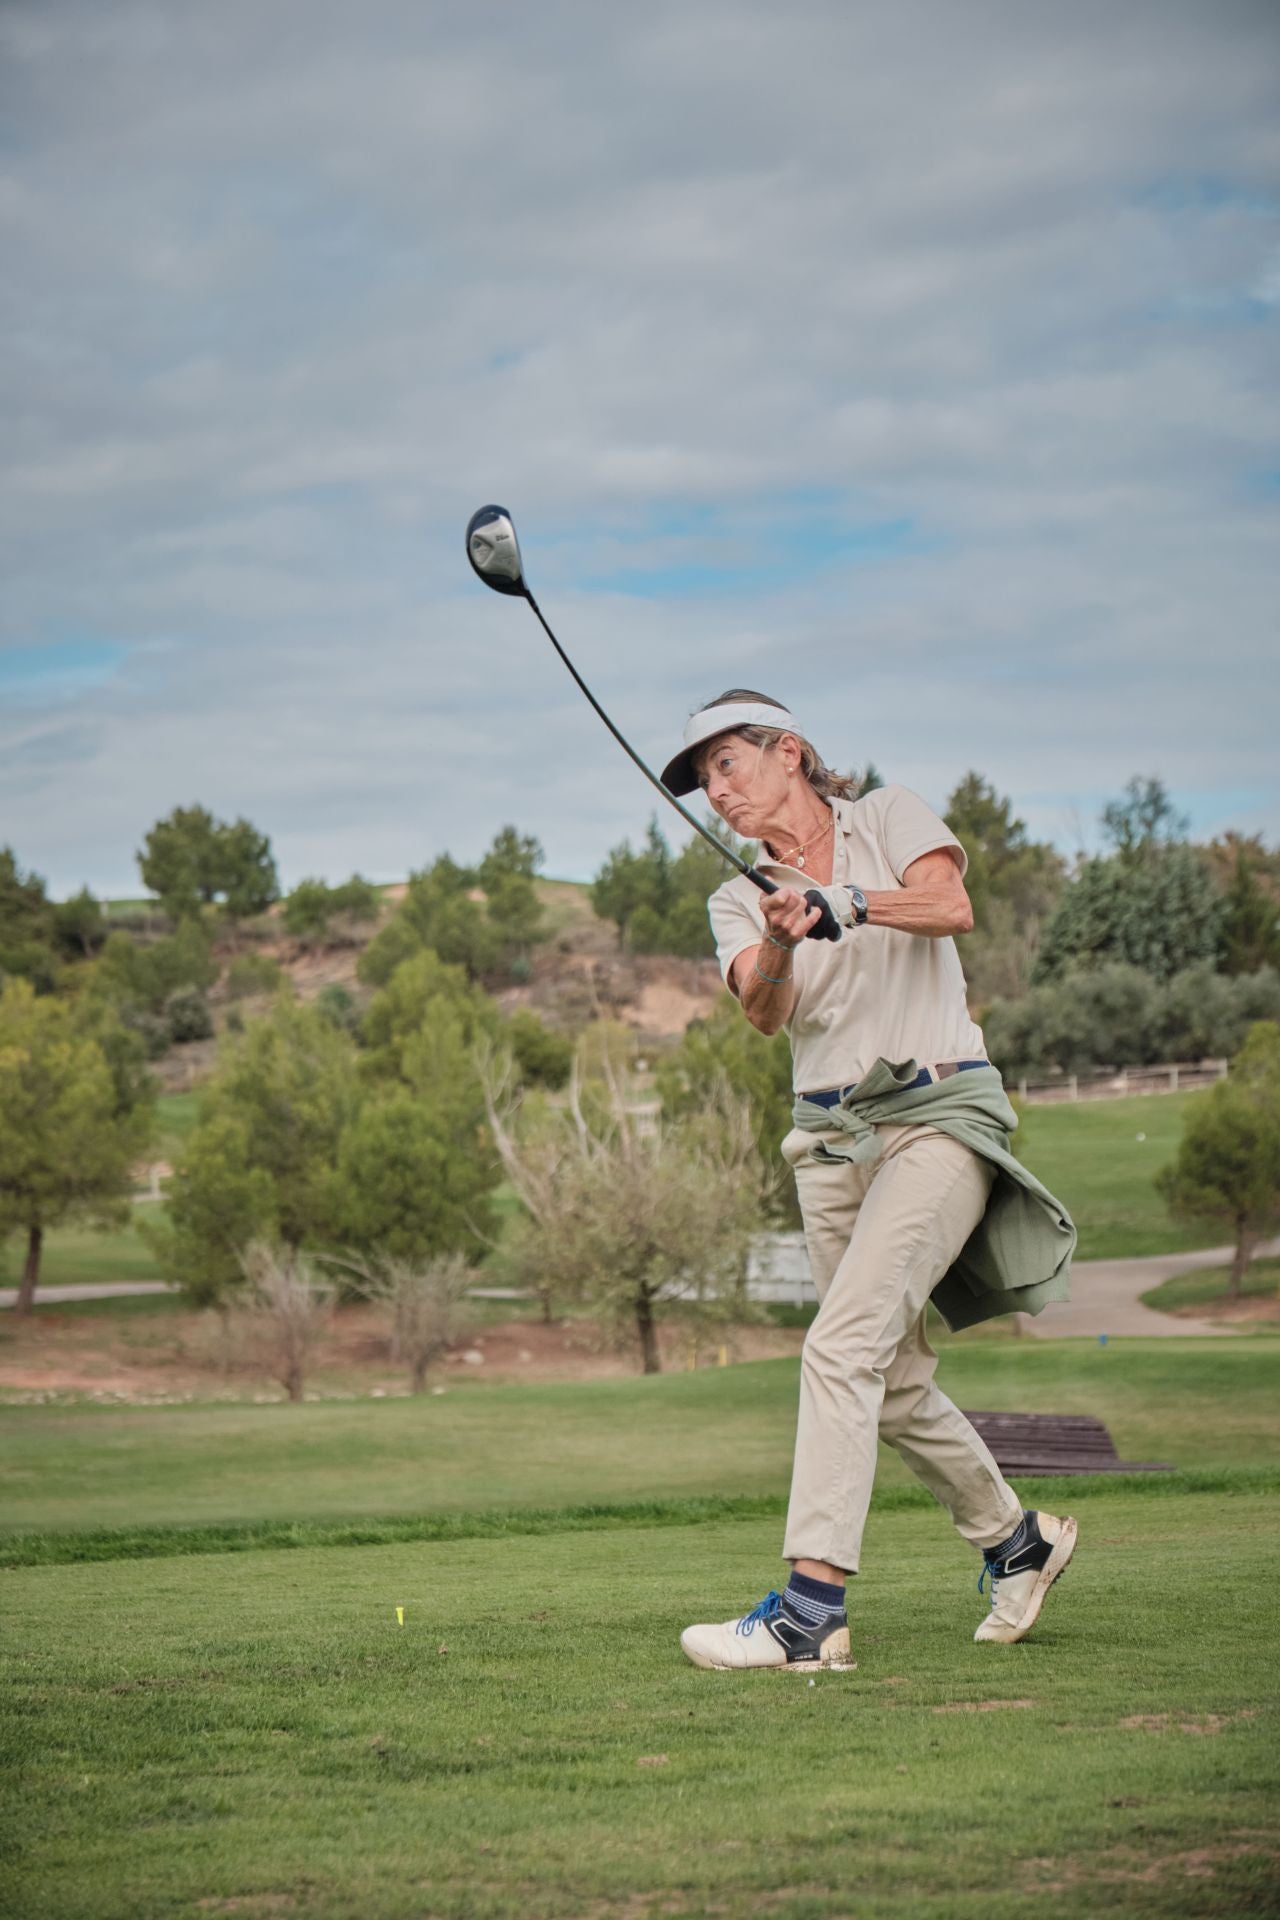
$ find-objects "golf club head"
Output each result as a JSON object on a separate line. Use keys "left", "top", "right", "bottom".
{"left": 466, "top": 505, "right": 527, "bottom": 597}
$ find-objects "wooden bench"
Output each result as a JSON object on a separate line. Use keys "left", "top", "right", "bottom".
{"left": 962, "top": 1411, "right": 1173, "bottom": 1475}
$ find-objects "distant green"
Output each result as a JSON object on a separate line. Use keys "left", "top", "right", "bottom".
{"left": 1015, "top": 1090, "right": 1223, "bottom": 1260}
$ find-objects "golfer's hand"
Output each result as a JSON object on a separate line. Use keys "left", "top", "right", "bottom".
{"left": 761, "top": 887, "right": 822, "bottom": 948}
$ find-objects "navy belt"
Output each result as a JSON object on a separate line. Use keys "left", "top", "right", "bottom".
{"left": 801, "top": 1059, "right": 989, "bottom": 1109}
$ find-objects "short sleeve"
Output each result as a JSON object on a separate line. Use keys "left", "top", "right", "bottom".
{"left": 873, "top": 785, "right": 967, "bottom": 883}
{"left": 707, "top": 880, "right": 766, "bottom": 993}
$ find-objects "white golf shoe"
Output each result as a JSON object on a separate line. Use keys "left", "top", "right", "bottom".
{"left": 680, "top": 1590, "right": 854, "bottom": 1671}
{"left": 974, "top": 1510, "right": 1077, "bottom": 1644}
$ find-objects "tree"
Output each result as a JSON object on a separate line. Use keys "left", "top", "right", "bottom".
{"left": 0, "top": 981, "right": 154, "bottom": 1312}
{"left": 52, "top": 887, "right": 107, "bottom": 960}
{"left": 93, "top": 921, "right": 218, "bottom": 1056}
{"left": 341, "top": 951, "right": 502, "bottom": 1257}
{"left": 655, "top": 994, "right": 798, "bottom": 1222}
{"left": 0, "top": 848, "right": 60, "bottom": 993}
{"left": 1157, "top": 1022, "right": 1280, "bottom": 1296}
{"left": 330, "top": 1087, "right": 498, "bottom": 1264}
{"left": 484, "top": 1041, "right": 767, "bottom": 1372}
{"left": 1034, "top": 845, "right": 1219, "bottom": 983}
{"left": 344, "top": 1251, "right": 474, "bottom": 1393}
{"left": 148, "top": 997, "right": 359, "bottom": 1304}
{"left": 237, "top": 1242, "right": 333, "bottom": 1402}
{"left": 1034, "top": 776, "right": 1225, "bottom": 985}
{"left": 137, "top": 805, "right": 279, "bottom": 922}
{"left": 506, "top": 1007, "right": 573, "bottom": 1089}
{"left": 983, "top": 963, "right": 1159, "bottom": 1074}
{"left": 944, "top": 774, "right": 1064, "bottom": 938}
{"left": 1101, "top": 776, "right": 1188, "bottom": 859}
{"left": 282, "top": 875, "right": 381, "bottom": 945}
{"left": 1216, "top": 843, "right": 1280, "bottom": 976}
{"left": 591, "top": 816, "right": 755, "bottom": 957}
{"left": 944, "top": 774, "right": 1066, "bottom": 1005}
{"left": 358, "top": 830, "right": 545, "bottom": 987}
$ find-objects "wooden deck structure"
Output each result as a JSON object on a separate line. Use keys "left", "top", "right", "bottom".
{"left": 963, "top": 1411, "right": 1173, "bottom": 1475}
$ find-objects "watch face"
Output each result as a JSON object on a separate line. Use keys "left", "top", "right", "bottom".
{"left": 850, "top": 887, "right": 868, "bottom": 923}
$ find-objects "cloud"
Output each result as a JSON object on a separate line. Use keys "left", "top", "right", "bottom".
{"left": 1, "top": 0, "right": 1278, "bottom": 896}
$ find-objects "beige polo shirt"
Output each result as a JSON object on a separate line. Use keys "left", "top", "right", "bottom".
{"left": 707, "top": 784, "right": 987, "bottom": 1094}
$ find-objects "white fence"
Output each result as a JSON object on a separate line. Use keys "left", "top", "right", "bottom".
{"left": 1015, "top": 1060, "right": 1227, "bottom": 1104}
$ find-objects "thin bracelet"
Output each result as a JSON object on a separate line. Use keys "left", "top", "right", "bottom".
{"left": 765, "top": 933, "right": 797, "bottom": 952}
{"left": 754, "top": 957, "right": 790, "bottom": 986}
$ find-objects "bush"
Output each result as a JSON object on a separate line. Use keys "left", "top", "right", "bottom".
{"left": 226, "top": 953, "right": 284, "bottom": 1000}
{"left": 315, "top": 984, "right": 360, "bottom": 1033}
{"left": 506, "top": 1008, "right": 573, "bottom": 1089}
{"left": 984, "top": 962, "right": 1280, "bottom": 1075}
{"left": 165, "top": 987, "right": 214, "bottom": 1045}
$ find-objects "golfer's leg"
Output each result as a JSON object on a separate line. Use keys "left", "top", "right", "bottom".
{"left": 782, "top": 1126, "right": 997, "bottom": 1573}
{"left": 780, "top": 1126, "right": 868, "bottom": 1308}
{"left": 879, "top": 1309, "right": 1023, "bottom": 1551}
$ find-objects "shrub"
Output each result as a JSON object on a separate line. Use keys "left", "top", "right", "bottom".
{"left": 165, "top": 987, "right": 214, "bottom": 1045}
{"left": 226, "top": 953, "right": 284, "bottom": 1000}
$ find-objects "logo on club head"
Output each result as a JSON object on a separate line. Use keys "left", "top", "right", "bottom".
{"left": 465, "top": 505, "right": 525, "bottom": 594}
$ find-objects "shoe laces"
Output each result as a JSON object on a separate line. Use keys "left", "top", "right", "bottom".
{"left": 736, "top": 1590, "right": 783, "bottom": 1637}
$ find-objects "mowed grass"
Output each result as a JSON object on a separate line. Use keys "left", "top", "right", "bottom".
{"left": 3, "top": 1204, "right": 167, "bottom": 1291}
{"left": 2, "top": 1342, "right": 1276, "bottom": 1544}
{"left": 1142, "top": 1257, "right": 1280, "bottom": 1319}
{"left": 1014, "top": 1091, "right": 1221, "bottom": 1262}
{"left": 3, "top": 1494, "right": 1277, "bottom": 1920}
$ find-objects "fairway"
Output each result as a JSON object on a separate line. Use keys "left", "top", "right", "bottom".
{"left": 3, "top": 1342, "right": 1278, "bottom": 1544}
{"left": 1014, "top": 1092, "right": 1223, "bottom": 1262}
{"left": 3, "top": 1494, "right": 1277, "bottom": 1920}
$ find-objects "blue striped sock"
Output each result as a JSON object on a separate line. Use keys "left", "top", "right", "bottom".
{"left": 990, "top": 1512, "right": 1034, "bottom": 1562}
{"left": 785, "top": 1570, "right": 846, "bottom": 1626}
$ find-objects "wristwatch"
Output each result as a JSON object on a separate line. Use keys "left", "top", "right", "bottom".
{"left": 847, "top": 885, "right": 869, "bottom": 926}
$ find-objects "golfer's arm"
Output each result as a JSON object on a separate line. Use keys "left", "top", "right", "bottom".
{"left": 731, "top": 946, "right": 796, "bottom": 1036}
{"left": 862, "top": 848, "right": 973, "bottom": 937}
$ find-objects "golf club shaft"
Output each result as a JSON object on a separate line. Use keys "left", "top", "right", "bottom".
{"left": 524, "top": 590, "right": 779, "bottom": 897}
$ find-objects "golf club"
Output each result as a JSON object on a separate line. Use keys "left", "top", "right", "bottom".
{"left": 465, "top": 505, "right": 841, "bottom": 940}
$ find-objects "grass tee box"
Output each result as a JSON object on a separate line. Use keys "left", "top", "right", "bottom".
{"left": 2, "top": 1494, "right": 1277, "bottom": 1920}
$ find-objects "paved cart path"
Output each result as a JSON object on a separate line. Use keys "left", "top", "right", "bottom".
{"left": 1023, "top": 1239, "right": 1279, "bottom": 1338}
{"left": 3, "top": 1241, "right": 1276, "bottom": 1332}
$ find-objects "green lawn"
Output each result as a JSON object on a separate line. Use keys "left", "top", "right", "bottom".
{"left": 3, "top": 1494, "right": 1276, "bottom": 1920}
{"left": 1, "top": 1204, "right": 167, "bottom": 1290}
{"left": 2, "top": 1342, "right": 1275, "bottom": 1545}
{"left": 1015, "top": 1092, "right": 1221, "bottom": 1261}
{"left": 1141, "top": 1256, "right": 1280, "bottom": 1317}
{"left": 154, "top": 1089, "right": 201, "bottom": 1162}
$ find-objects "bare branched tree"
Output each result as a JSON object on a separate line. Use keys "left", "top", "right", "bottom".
{"left": 480, "top": 1039, "right": 768, "bottom": 1373}
{"left": 343, "top": 1250, "right": 475, "bottom": 1392}
{"left": 238, "top": 1241, "right": 334, "bottom": 1402}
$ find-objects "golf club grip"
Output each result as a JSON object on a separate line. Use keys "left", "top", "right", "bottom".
{"left": 745, "top": 870, "right": 842, "bottom": 942}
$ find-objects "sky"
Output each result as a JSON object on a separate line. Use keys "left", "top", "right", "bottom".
{"left": 2, "top": 0, "right": 1278, "bottom": 900}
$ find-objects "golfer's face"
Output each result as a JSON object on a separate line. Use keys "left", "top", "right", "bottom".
{"left": 698, "top": 734, "right": 781, "bottom": 833}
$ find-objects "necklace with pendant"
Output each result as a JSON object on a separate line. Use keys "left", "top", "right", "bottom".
{"left": 773, "top": 813, "right": 834, "bottom": 870}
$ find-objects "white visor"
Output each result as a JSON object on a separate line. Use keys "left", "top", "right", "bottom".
{"left": 659, "top": 702, "right": 809, "bottom": 797}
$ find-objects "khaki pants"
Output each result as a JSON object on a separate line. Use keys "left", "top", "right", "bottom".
{"left": 781, "top": 1121, "right": 1023, "bottom": 1572}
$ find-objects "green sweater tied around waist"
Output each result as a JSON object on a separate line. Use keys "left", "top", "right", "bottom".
{"left": 792, "top": 1058, "right": 1075, "bottom": 1332}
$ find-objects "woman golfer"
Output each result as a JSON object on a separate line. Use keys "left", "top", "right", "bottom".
{"left": 667, "top": 691, "right": 1078, "bottom": 1670}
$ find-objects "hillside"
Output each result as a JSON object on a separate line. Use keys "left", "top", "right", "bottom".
{"left": 144, "top": 877, "right": 724, "bottom": 1091}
